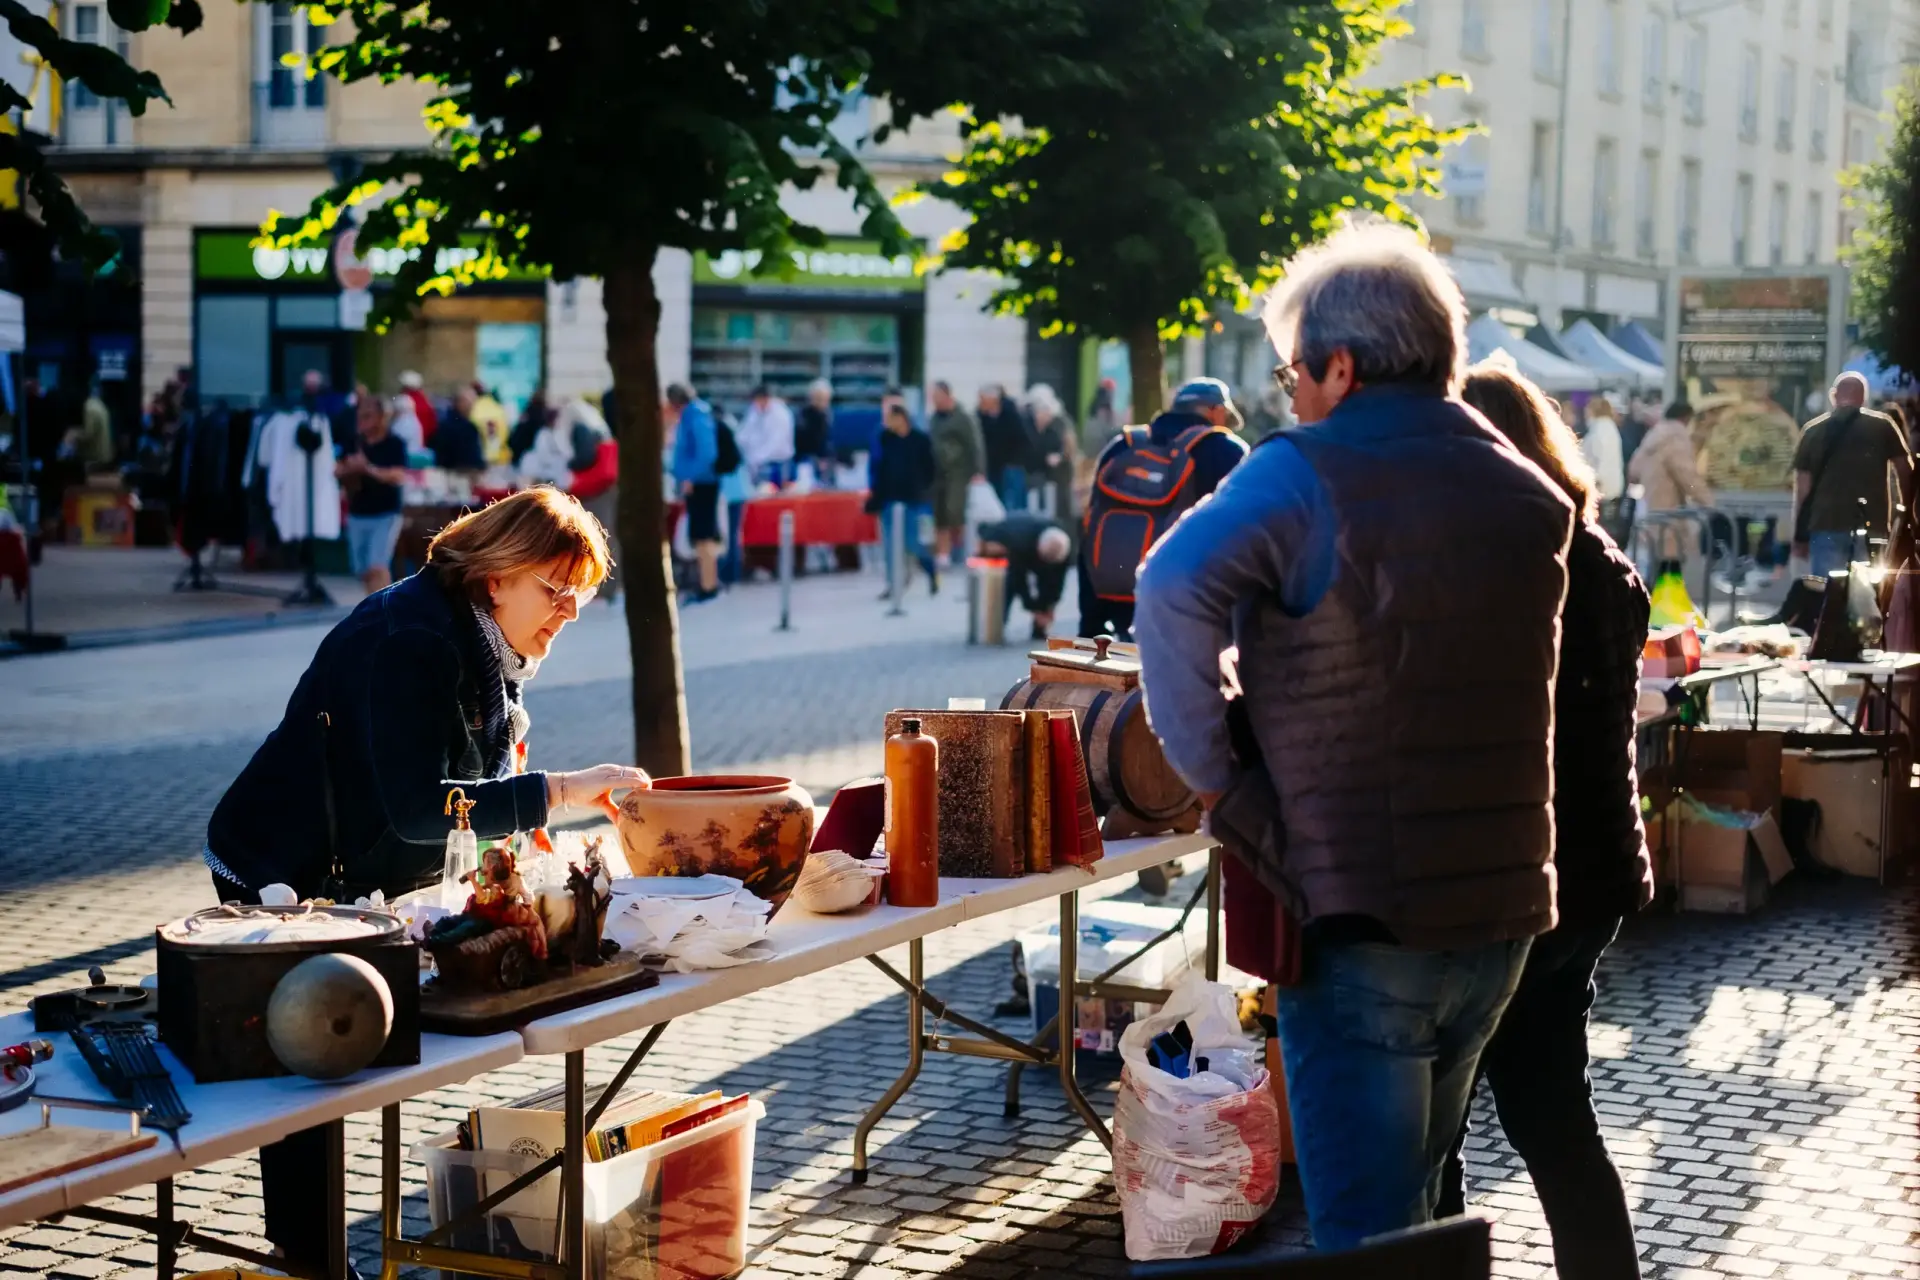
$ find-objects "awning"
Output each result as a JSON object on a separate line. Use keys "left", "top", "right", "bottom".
{"left": 1466, "top": 315, "right": 1600, "bottom": 394}
{"left": 1558, "top": 318, "right": 1664, "bottom": 389}
{"left": 1608, "top": 319, "right": 1663, "bottom": 365}
{"left": 1527, "top": 323, "right": 1577, "bottom": 360}
{"left": 1442, "top": 255, "right": 1530, "bottom": 311}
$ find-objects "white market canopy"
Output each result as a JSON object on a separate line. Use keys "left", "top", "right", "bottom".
{"left": 1465, "top": 315, "right": 1600, "bottom": 394}
{"left": 1558, "top": 318, "right": 1664, "bottom": 389}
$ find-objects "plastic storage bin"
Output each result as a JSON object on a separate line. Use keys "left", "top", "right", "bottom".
{"left": 414, "top": 1098, "right": 764, "bottom": 1280}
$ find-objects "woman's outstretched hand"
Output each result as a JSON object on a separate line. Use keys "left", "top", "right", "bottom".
{"left": 549, "top": 764, "right": 652, "bottom": 821}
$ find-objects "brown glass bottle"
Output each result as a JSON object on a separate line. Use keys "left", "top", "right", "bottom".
{"left": 884, "top": 717, "right": 940, "bottom": 907}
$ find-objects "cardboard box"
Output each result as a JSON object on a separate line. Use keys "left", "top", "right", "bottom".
{"left": 1674, "top": 807, "right": 1792, "bottom": 914}
{"left": 1261, "top": 985, "right": 1296, "bottom": 1167}
{"left": 1679, "top": 729, "right": 1784, "bottom": 815}
{"left": 1782, "top": 749, "right": 1889, "bottom": 879}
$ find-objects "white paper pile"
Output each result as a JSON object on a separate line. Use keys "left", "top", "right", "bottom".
{"left": 604, "top": 876, "right": 773, "bottom": 972}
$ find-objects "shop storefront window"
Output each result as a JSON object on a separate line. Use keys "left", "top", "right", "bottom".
{"left": 196, "top": 297, "right": 271, "bottom": 405}
{"left": 692, "top": 308, "right": 898, "bottom": 415}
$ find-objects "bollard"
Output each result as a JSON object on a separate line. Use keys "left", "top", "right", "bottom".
{"left": 887, "top": 503, "right": 908, "bottom": 617}
{"left": 1043, "top": 481, "right": 1059, "bottom": 520}
{"left": 967, "top": 558, "right": 1007, "bottom": 645}
{"left": 776, "top": 509, "right": 795, "bottom": 632}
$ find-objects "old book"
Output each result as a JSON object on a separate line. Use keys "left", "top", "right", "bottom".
{"left": 883, "top": 710, "right": 1027, "bottom": 877}
{"left": 1023, "top": 710, "right": 1053, "bottom": 873}
{"left": 813, "top": 776, "right": 885, "bottom": 857}
{"left": 1048, "top": 711, "right": 1104, "bottom": 866}
{"left": 592, "top": 1090, "right": 724, "bottom": 1160}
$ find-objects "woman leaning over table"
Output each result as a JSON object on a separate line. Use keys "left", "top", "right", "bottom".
{"left": 202, "top": 485, "right": 649, "bottom": 1275}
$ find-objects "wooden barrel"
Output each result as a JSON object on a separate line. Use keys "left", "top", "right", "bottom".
{"left": 1001, "top": 679, "right": 1195, "bottom": 821}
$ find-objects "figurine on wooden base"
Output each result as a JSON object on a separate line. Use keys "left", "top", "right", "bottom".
{"left": 426, "top": 845, "right": 548, "bottom": 992}
{"left": 536, "top": 836, "right": 617, "bottom": 972}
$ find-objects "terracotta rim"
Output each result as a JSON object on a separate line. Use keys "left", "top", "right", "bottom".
{"left": 644, "top": 774, "right": 797, "bottom": 796}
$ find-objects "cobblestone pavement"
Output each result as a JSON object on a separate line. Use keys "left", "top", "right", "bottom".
{"left": 4, "top": 580, "right": 1920, "bottom": 1278}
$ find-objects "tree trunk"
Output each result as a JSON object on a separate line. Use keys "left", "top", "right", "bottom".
{"left": 1126, "top": 324, "right": 1166, "bottom": 421}
{"left": 605, "top": 247, "right": 692, "bottom": 777}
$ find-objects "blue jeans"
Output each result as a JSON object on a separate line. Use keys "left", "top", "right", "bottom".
{"left": 1807, "top": 530, "right": 1856, "bottom": 578}
{"left": 1272, "top": 935, "right": 1531, "bottom": 1251}
{"left": 997, "top": 465, "right": 1028, "bottom": 513}
{"left": 720, "top": 496, "right": 748, "bottom": 586}
{"left": 880, "top": 501, "right": 936, "bottom": 587}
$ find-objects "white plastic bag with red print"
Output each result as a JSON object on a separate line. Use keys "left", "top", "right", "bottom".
{"left": 1113, "top": 973, "right": 1281, "bottom": 1261}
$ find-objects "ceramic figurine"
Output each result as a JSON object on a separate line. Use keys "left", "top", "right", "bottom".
{"left": 426, "top": 844, "right": 549, "bottom": 991}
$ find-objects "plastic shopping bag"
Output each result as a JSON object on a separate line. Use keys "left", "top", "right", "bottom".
{"left": 1113, "top": 973, "right": 1281, "bottom": 1261}
{"left": 965, "top": 476, "right": 1007, "bottom": 528}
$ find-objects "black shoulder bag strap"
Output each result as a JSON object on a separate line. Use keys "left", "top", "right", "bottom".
{"left": 1796, "top": 410, "right": 1859, "bottom": 544}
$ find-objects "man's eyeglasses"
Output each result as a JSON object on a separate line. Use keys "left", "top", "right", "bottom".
{"left": 1272, "top": 359, "right": 1310, "bottom": 396}
{"left": 531, "top": 572, "right": 597, "bottom": 610}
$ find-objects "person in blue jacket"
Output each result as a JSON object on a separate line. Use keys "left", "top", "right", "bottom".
{"left": 668, "top": 383, "right": 723, "bottom": 601}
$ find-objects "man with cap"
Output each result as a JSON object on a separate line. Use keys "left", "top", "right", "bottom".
{"left": 1077, "top": 376, "right": 1250, "bottom": 641}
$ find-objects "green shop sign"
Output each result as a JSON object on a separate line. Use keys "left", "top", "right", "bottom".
{"left": 195, "top": 230, "right": 545, "bottom": 284}
{"left": 693, "top": 238, "right": 924, "bottom": 292}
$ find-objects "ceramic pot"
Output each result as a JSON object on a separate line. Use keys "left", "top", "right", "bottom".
{"left": 615, "top": 775, "right": 817, "bottom": 914}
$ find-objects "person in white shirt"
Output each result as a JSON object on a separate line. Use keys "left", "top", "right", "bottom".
{"left": 736, "top": 384, "right": 795, "bottom": 485}
{"left": 1581, "top": 397, "right": 1626, "bottom": 503}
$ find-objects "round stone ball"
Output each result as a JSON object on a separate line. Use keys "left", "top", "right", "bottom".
{"left": 265, "top": 953, "right": 395, "bottom": 1080}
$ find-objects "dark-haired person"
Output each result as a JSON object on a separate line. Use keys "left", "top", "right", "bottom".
{"left": 205, "top": 487, "right": 649, "bottom": 1275}
{"left": 1437, "top": 354, "right": 1652, "bottom": 1280}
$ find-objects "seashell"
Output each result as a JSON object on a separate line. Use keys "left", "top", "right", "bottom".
{"left": 791, "top": 849, "right": 886, "bottom": 915}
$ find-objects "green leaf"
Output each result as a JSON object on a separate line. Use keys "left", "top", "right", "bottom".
{"left": 106, "top": 0, "right": 170, "bottom": 32}
{"left": 165, "top": 0, "right": 203, "bottom": 34}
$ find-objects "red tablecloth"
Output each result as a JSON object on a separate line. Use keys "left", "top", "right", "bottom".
{"left": 0, "top": 529, "right": 27, "bottom": 601}
{"left": 663, "top": 491, "right": 879, "bottom": 547}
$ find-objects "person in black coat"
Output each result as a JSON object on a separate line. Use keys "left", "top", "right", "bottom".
{"left": 1438, "top": 356, "right": 1652, "bottom": 1280}
{"left": 866, "top": 400, "right": 939, "bottom": 592}
{"left": 205, "top": 489, "right": 648, "bottom": 1273}
{"left": 977, "top": 383, "right": 1035, "bottom": 510}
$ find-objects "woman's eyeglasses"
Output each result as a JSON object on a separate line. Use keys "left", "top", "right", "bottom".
{"left": 1272, "top": 359, "right": 1310, "bottom": 396}
{"left": 531, "top": 572, "right": 597, "bottom": 609}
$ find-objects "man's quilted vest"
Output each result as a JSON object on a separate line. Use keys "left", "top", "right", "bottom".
{"left": 1237, "top": 391, "right": 1574, "bottom": 950}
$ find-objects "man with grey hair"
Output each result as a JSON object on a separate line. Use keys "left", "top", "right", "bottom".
{"left": 1132, "top": 222, "right": 1576, "bottom": 1250}
{"left": 1791, "top": 370, "right": 1912, "bottom": 576}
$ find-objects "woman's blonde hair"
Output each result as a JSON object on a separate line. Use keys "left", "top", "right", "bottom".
{"left": 1461, "top": 354, "right": 1598, "bottom": 521}
{"left": 428, "top": 486, "right": 612, "bottom": 605}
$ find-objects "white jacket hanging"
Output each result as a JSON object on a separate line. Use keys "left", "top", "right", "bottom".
{"left": 265, "top": 408, "right": 343, "bottom": 542}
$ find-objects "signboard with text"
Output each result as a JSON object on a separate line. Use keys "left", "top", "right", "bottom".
{"left": 692, "top": 238, "right": 925, "bottom": 293}
{"left": 1665, "top": 268, "right": 1849, "bottom": 491}
{"left": 194, "top": 230, "right": 545, "bottom": 285}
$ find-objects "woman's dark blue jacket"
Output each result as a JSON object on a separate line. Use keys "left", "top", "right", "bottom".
{"left": 206, "top": 567, "right": 548, "bottom": 898}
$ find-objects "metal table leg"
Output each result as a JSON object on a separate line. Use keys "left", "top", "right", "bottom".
{"left": 563, "top": 1051, "right": 586, "bottom": 1277}
{"left": 379, "top": 1104, "right": 401, "bottom": 1280}
{"left": 852, "top": 938, "right": 925, "bottom": 1184}
{"left": 1205, "top": 847, "right": 1221, "bottom": 981}
{"left": 156, "top": 1179, "right": 174, "bottom": 1280}
{"left": 1055, "top": 888, "right": 1109, "bottom": 1147}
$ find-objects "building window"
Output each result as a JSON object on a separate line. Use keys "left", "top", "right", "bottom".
{"left": 1683, "top": 26, "right": 1708, "bottom": 123}
{"left": 1740, "top": 45, "right": 1761, "bottom": 141}
{"left": 1776, "top": 59, "right": 1796, "bottom": 151}
{"left": 1847, "top": 31, "right": 1873, "bottom": 105}
{"left": 1734, "top": 172, "right": 1754, "bottom": 265}
{"left": 269, "top": 3, "right": 327, "bottom": 109}
{"left": 1811, "top": 72, "right": 1830, "bottom": 158}
{"left": 1534, "top": 0, "right": 1563, "bottom": 81}
{"left": 255, "top": 3, "right": 329, "bottom": 145}
{"left": 1401, "top": 0, "right": 1425, "bottom": 40}
{"left": 1599, "top": 3, "right": 1623, "bottom": 97}
{"left": 1768, "top": 183, "right": 1788, "bottom": 265}
{"left": 1462, "top": 0, "right": 1489, "bottom": 59}
{"left": 1819, "top": 0, "right": 1834, "bottom": 38}
{"left": 1529, "top": 122, "right": 1555, "bottom": 237}
{"left": 1786, "top": 0, "right": 1801, "bottom": 25}
{"left": 1593, "top": 138, "right": 1619, "bottom": 250}
{"left": 1635, "top": 150, "right": 1659, "bottom": 259}
{"left": 1449, "top": 114, "right": 1489, "bottom": 226}
{"left": 1643, "top": 14, "right": 1668, "bottom": 111}
{"left": 62, "top": 2, "right": 130, "bottom": 145}
{"left": 1805, "top": 190, "right": 1823, "bottom": 263}
{"left": 1679, "top": 158, "right": 1702, "bottom": 262}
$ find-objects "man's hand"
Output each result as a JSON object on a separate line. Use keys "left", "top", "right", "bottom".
{"left": 1197, "top": 790, "right": 1223, "bottom": 810}
{"left": 681, "top": 481, "right": 693, "bottom": 497}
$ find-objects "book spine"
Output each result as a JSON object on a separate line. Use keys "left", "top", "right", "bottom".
{"left": 660, "top": 1095, "right": 749, "bottom": 1141}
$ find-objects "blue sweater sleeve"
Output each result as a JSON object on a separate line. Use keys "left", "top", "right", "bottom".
{"left": 1134, "top": 440, "right": 1331, "bottom": 793}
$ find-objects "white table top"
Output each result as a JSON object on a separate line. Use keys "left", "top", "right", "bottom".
{"left": 1783, "top": 653, "right": 1920, "bottom": 676}
{"left": 517, "top": 832, "right": 1216, "bottom": 1056}
{"left": 0, "top": 1014, "right": 522, "bottom": 1229}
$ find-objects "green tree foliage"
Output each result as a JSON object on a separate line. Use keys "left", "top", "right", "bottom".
{"left": 1847, "top": 76, "right": 1920, "bottom": 375}
{"left": 267, "top": 2, "right": 913, "bottom": 775}
{"left": 874, "top": 0, "right": 1463, "bottom": 416}
{"left": 0, "top": 0, "right": 199, "bottom": 269}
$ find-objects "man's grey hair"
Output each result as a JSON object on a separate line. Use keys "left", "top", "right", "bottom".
{"left": 1262, "top": 221, "right": 1467, "bottom": 391}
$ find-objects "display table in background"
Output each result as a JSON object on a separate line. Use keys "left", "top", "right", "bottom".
{"left": 665, "top": 489, "right": 877, "bottom": 574}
